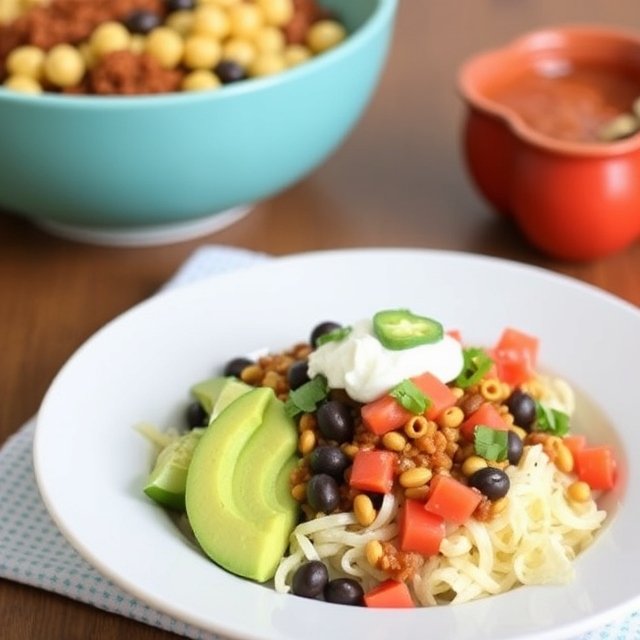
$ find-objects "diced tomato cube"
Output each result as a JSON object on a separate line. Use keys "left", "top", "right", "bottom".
{"left": 460, "top": 402, "right": 509, "bottom": 441}
{"left": 398, "top": 498, "right": 445, "bottom": 556}
{"left": 424, "top": 475, "right": 482, "bottom": 524}
{"left": 364, "top": 579, "right": 415, "bottom": 608}
{"left": 349, "top": 450, "right": 396, "bottom": 494}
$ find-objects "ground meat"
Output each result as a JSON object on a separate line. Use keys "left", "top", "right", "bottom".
{"left": 89, "top": 50, "right": 182, "bottom": 95}
{"left": 5, "top": 0, "right": 164, "bottom": 51}
{"left": 379, "top": 542, "right": 424, "bottom": 582}
{"left": 283, "top": 0, "right": 331, "bottom": 43}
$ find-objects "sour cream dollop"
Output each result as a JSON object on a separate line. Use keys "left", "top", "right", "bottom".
{"left": 307, "top": 319, "right": 464, "bottom": 403}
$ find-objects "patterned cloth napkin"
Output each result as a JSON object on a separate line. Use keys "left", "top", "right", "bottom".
{"left": 0, "top": 245, "right": 637, "bottom": 640}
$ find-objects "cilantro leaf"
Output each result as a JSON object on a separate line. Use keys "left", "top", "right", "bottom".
{"left": 474, "top": 426, "right": 508, "bottom": 461}
{"left": 535, "top": 402, "right": 570, "bottom": 437}
{"left": 389, "top": 379, "right": 431, "bottom": 415}
{"left": 455, "top": 347, "right": 494, "bottom": 388}
{"left": 285, "top": 375, "right": 329, "bottom": 418}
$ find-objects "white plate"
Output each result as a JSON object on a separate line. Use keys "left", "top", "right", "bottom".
{"left": 34, "top": 248, "right": 640, "bottom": 640}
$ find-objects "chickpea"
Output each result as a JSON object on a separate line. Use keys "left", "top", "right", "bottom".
{"left": 191, "top": 5, "right": 230, "bottom": 40}
{"left": 183, "top": 35, "right": 222, "bottom": 70}
{"left": 306, "top": 20, "right": 347, "bottom": 54}
{"left": 6, "top": 46, "right": 45, "bottom": 80}
{"left": 283, "top": 44, "right": 311, "bottom": 67}
{"left": 43, "top": 44, "right": 85, "bottom": 88}
{"left": 222, "top": 37, "right": 256, "bottom": 67}
{"left": 90, "top": 21, "right": 131, "bottom": 59}
{"left": 182, "top": 69, "right": 222, "bottom": 91}
{"left": 253, "top": 26, "right": 285, "bottom": 54}
{"left": 249, "top": 51, "right": 286, "bottom": 77}
{"left": 145, "top": 27, "right": 184, "bottom": 69}
{"left": 165, "top": 10, "right": 195, "bottom": 36}
{"left": 257, "top": 0, "right": 294, "bottom": 27}
{"left": 4, "top": 74, "right": 42, "bottom": 94}
{"left": 567, "top": 481, "right": 591, "bottom": 503}
{"left": 227, "top": 2, "right": 263, "bottom": 39}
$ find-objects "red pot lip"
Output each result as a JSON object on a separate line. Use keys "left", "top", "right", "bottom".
{"left": 458, "top": 24, "right": 640, "bottom": 156}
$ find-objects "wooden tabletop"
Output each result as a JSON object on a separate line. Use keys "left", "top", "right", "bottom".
{"left": 1, "top": 1, "right": 639, "bottom": 638}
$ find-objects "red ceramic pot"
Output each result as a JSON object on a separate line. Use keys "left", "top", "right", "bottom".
{"left": 459, "top": 26, "right": 640, "bottom": 261}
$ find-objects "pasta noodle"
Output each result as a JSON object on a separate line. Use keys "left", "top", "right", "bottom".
{"left": 411, "top": 445, "right": 605, "bottom": 605}
{"left": 274, "top": 493, "right": 399, "bottom": 593}
{"left": 275, "top": 445, "right": 606, "bottom": 606}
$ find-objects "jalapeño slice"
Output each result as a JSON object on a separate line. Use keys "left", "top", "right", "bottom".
{"left": 373, "top": 309, "right": 443, "bottom": 350}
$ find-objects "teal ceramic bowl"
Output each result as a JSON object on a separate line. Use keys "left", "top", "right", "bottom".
{"left": 0, "top": 0, "right": 397, "bottom": 244}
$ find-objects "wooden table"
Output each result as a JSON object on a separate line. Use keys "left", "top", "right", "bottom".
{"left": 1, "top": 1, "right": 639, "bottom": 638}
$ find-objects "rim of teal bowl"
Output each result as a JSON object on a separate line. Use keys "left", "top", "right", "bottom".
{"left": 0, "top": 0, "right": 397, "bottom": 110}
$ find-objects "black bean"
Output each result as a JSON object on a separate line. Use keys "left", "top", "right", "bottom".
{"left": 507, "top": 431, "right": 524, "bottom": 465}
{"left": 309, "top": 445, "right": 350, "bottom": 480}
{"left": 291, "top": 561, "right": 329, "bottom": 598}
{"left": 214, "top": 60, "right": 248, "bottom": 84}
{"left": 310, "top": 321, "right": 341, "bottom": 347}
{"left": 323, "top": 578, "right": 364, "bottom": 606}
{"left": 316, "top": 400, "right": 354, "bottom": 443}
{"left": 186, "top": 401, "right": 208, "bottom": 429}
{"left": 506, "top": 389, "right": 537, "bottom": 430}
{"left": 165, "top": 0, "right": 195, "bottom": 11}
{"left": 468, "top": 467, "right": 510, "bottom": 500}
{"left": 306, "top": 474, "right": 340, "bottom": 513}
{"left": 287, "top": 360, "right": 310, "bottom": 390}
{"left": 366, "top": 492, "right": 384, "bottom": 510}
{"left": 123, "top": 10, "right": 161, "bottom": 34}
{"left": 223, "top": 357, "right": 253, "bottom": 378}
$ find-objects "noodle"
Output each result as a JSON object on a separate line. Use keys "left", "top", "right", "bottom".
{"left": 275, "top": 444, "right": 606, "bottom": 604}
{"left": 411, "top": 445, "right": 606, "bottom": 605}
{"left": 273, "top": 493, "right": 399, "bottom": 592}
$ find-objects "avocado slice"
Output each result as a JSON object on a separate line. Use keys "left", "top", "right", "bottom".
{"left": 185, "top": 387, "right": 299, "bottom": 583}
{"left": 191, "top": 376, "right": 253, "bottom": 422}
{"left": 143, "top": 428, "right": 204, "bottom": 511}
{"left": 191, "top": 377, "right": 229, "bottom": 415}
{"left": 143, "top": 378, "right": 253, "bottom": 511}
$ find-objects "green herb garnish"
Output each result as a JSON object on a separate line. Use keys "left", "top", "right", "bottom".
{"left": 316, "top": 325, "right": 352, "bottom": 347}
{"left": 455, "top": 347, "right": 493, "bottom": 388}
{"left": 535, "top": 402, "right": 570, "bottom": 437}
{"left": 389, "top": 379, "right": 431, "bottom": 415}
{"left": 474, "top": 426, "right": 508, "bottom": 461}
{"left": 285, "top": 375, "right": 329, "bottom": 418}
{"left": 373, "top": 309, "right": 443, "bottom": 350}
